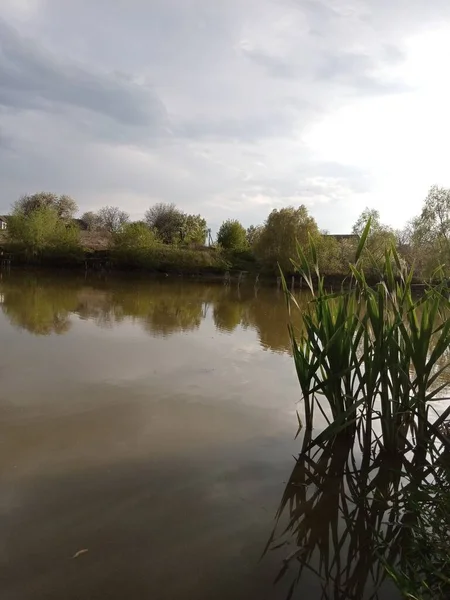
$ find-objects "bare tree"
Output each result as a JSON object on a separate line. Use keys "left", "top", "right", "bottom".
{"left": 97, "top": 206, "right": 129, "bottom": 233}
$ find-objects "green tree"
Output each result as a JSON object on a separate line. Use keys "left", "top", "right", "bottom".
{"left": 7, "top": 206, "right": 81, "bottom": 258}
{"left": 113, "top": 222, "right": 158, "bottom": 250}
{"left": 13, "top": 192, "right": 78, "bottom": 221}
{"left": 217, "top": 219, "right": 247, "bottom": 250}
{"left": 246, "top": 225, "right": 263, "bottom": 247}
{"left": 352, "top": 208, "right": 383, "bottom": 236}
{"left": 254, "top": 206, "right": 319, "bottom": 272}
{"left": 182, "top": 214, "right": 207, "bottom": 245}
{"left": 352, "top": 207, "right": 396, "bottom": 271}
{"left": 406, "top": 186, "right": 450, "bottom": 276}
{"left": 316, "top": 234, "right": 345, "bottom": 275}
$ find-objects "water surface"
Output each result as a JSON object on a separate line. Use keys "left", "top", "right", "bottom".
{"left": 0, "top": 272, "right": 403, "bottom": 599}
{"left": 0, "top": 273, "right": 309, "bottom": 600}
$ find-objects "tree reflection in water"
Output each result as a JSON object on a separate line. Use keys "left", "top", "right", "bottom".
{"left": 0, "top": 274, "right": 308, "bottom": 351}
{"left": 0, "top": 275, "right": 79, "bottom": 335}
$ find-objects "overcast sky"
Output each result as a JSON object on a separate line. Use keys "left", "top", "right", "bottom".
{"left": 1, "top": 0, "right": 450, "bottom": 233}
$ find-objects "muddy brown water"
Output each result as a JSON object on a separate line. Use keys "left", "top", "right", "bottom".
{"left": 0, "top": 272, "right": 401, "bottom": 600}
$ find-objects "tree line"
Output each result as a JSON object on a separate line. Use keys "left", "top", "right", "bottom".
{"left": 4, "top": 186, "right": 450, "bottom": 277}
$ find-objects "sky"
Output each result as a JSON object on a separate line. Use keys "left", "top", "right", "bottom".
{"left": 1, "top": 0, "right": 450, "bottom": 234}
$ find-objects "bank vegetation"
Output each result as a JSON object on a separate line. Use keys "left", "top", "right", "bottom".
{"left": 2, "top": 186, "right": 450, "bottom": 280}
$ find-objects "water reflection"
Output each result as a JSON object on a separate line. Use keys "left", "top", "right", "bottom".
{"left": 267, "top": 426, "right": 450, "bottom": 599}
{"left": 0, "top": 273, "right": 308, "bottom": 352}
{"left": 0, "top": 275, "right": 80, "bottom": 335}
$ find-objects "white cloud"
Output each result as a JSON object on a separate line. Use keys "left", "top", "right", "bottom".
{"left": 303, "top": 25, "right": 450, "bottom": 227}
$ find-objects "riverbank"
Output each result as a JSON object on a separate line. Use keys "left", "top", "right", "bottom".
{"left": 0, "top": 235, "right": 423, "bottom": 287}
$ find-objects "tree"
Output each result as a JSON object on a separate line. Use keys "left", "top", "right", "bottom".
{"left": 316, "top": 234, "right": 345, "bottom": 275}
{"left": 145, "top": 203, "right": 208, "bottom": 245}
{"left": 113, "top": 222, "right": 158, "bottom": 250}
{"left": 352, "top": 208, "right": 383, "bottom": 236}
{"left": 182, "top": 214, "right": 207, "bottom": 245}
{"left": 254, "top": 206, "right": 319, "bottom": 271}
{"left": 352, "top": 207, "right": 396, "bottom": 271}
{"left": 145, "top": 203, "right": 185, "bottom": 244}
{"left": 13, "top": 192, "right": 78, "bottom": 221}
{"left": 217, "top": 219, "right": 247, "bottom": 250}
{"left": 81, "top": 211, "right": 101, "bottom": 231}
{"left": 406, "top": 186, "right": 450, "bottom": 276}
{"left": 97, "top": 206, "right": 129, "bottom": 233}
{"left": 246, "top": 225, "right": 263, "bottom": 247}
{"left": 7, "top": 206, "right": 80, "bottom": 257}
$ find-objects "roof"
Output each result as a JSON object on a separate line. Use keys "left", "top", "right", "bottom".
{"left": 325, "top": 234, "right": 360, "bottom": 241}
{"left": 0, "top": 215, "right": 8, "bottom": 222}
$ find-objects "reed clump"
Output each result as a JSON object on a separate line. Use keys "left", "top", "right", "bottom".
{"left": 272, "top": 219, "right": 450, "bottom": 599}
{"left": 283, "top": 219, "right": 450, "bottom": 457}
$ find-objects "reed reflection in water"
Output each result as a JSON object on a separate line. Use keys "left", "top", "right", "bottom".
{"left": 267, "top": 423, "right": 449, "bottom": 599}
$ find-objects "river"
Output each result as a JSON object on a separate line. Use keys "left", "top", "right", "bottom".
{"left": 0, "top": 272, "right": 401, "bottom": 600}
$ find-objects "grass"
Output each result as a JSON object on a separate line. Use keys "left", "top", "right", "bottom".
{"left": 111, "top": 244, "right": 231, "bottom": 274}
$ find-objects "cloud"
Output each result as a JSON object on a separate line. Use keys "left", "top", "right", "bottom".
{"left": 0, "top": 0, "right": 450, "bottom": 232}
{"left": 0, "top": 19, "right": 169, "bottom": 140}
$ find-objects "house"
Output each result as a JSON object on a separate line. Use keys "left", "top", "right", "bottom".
{"left": 0, "top": 216, "right": 8, "bottom": 231}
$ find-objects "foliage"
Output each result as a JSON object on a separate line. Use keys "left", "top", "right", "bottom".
{"left": 352, "top": 207, "right": 396, "bottom": 273}
{"left": 145, "top": 203, "right": 185, "bottom": 244}
{"left": 217, "top": 219, "right": 248, "bottom": 250}
{"left": 7, "top": 206, "right": 81, "bottom": 259}
{"left": 182, "top": 213, "right": 208, "bottom": 245}
{"left": 112, "top": 222, "right": 159, "bottom": 265}
{"left": 96, "top": 206, "right": 130, "bottom": 233}
{"left": 246, "top": 224, "right": 263, "bottom": 247}
{"left": 405, "top": 185, "right": 450, "bottom": 277}
{"left": 13, "top": 192, "right": 78, "bottom": 221}
{"left": 113, "top": 222, "right": 158, "bottom": 250}
{"left": 7, "top": 185, "right": 450, "bottom": 280}
{"left": 144, "top": 203, "right": 207, "bottom": 245}
{"left": 254, "top": 205, "right": 319, "bottom": 272}
{"left": 81, "top": 211, "right": 101, "bottom": 231}
{"left": 315, "top": 234, "right": 346, "bottom": 275}
{"left": 352, "top": 207, "right": 383, "bottom": 236}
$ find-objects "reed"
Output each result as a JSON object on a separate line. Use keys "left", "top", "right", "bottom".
{"left": 270, "top": 220, "right": 450, "bottom": 598}
{"left": 282, "top": 219, "right": 450, "bottom": 457}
